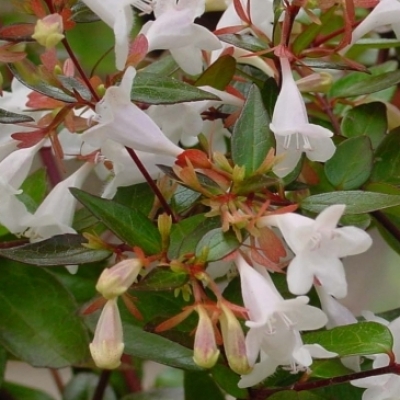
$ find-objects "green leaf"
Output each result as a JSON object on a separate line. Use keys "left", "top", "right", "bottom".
{"left": 171, "top": 185, "right": 201, "bottom": 215}
{"left": 217, "top": 34, "right": 266, "bottom": 53}
{"left": 141, "top": 55, "right": 179, "bottom": 76}
{"left": 195, "top": 228, "right": 240, "bottom": 262}
{"left": 309, "top": 359, "right": 353, "bottom": 379}
{"left": 0, "top": 234, "right": 111, "bottom": 266}
{"left": 0, "top": 260, "right": 90, "bottom": 367}
{"left": 71, "top": 2, "right": 101, "bottom": 22}
{"left": 184, "top": 371, "right": 225, "bottom": 400}
{"left": 341, "top": 102, "right": 387, "bottom": 148}
{"left": 324, "top": 136, "right": 373, "bottom": 189}
{"left": 58, "top": 75, "right": 92, "bottom": 102}
{"left": 330, "top": 69, "right": 400, "bottom": 98}
{"left": 232, "top": 84, "right": 274, "bottom": 176}
{"left": 211, "top": 364, "right": 248, "bottom": 399}
{"left": 63, "top": 373, "right": 117, "bottom": 400}
{"left": 132, "top": 268, "right": 188, "bottom": 291}
{"left": 132, "top": 73, "right": 220, "bottom": 104}
{"left": 9, "top": 62, "right": 76, "bottom": 103}
{"left": 352, "top": 38, "right": 400, "bottom": 49}
{"left": 0, "top": 382, "right": 56, "bottom": 400}
{"left": 370, "top": 127, "right": 400, "bottom": 184}
{"left": 122, "top": 388, "right": 183, "bottom": 400}
{"left": 301, "top": 191, "right": 400, "bottom": 214}
{"left": 123, "top": 324, "right": 202, "bottom": 370}
{"left": 261, "top": 77, "right": 279, "bottom": 120}
{"left": 195, "top": 55, "right": 236, "bottom": 90}
{"left": 17, "top": 168, "right": 47, "bottom": 213}
{"left": 71, "top": 189, "right": 161, "bottom": 255}
{"left": 0, "top": 346, "right": 6, "bottom": 387}
{"left": 314, "top": 383, "right": 364, "bottom": 400}
{"left": 113, "top": 182, "right": 155, "bottom": 216}
{"left": 0, "top": 107, "right": 34, "bottom": 123}
{"left": 303, "top": 322, "right": 393, "bottom": 356}
{"left": 168, "top": 215, "right": 220, "bottom": 259}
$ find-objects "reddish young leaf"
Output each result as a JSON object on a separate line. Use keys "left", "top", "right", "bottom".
{"left": 0, "top": 23, "right": 35, "bottom": 41}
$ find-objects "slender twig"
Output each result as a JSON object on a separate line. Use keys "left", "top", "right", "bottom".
{"left": 125, "top": 147, "right": 177, "bottom": 222}
{"left": 50, "top": 369, "right": 64, "bottom": 395}
{"left": 92, "top": 370, "right": 112, "bottom": 400}
{"left": 250, "top": 363, "right": 400, "bottom": 399}
{"left": 121, "top": 355, "right": 142, "bottom": 393}
{"left": 61, "top": 37, "right": 100, "bottom": 102}
{"left": 314, "top": 93, "right": 341, "bottom": 136}
{"left": 372, "top": 211, "right": 400, "bottom": 244}
{"left": 40, "top": 146, "right": 63, "bottom": 187}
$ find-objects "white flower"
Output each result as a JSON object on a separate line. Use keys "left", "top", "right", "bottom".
{"left": 90, "top": 299, "right": 124, "bottom": 369}
{"left": 140, "top": 0, "right": 221, "bottom": 75}
{"left": 259, "top": 205, "right": 373, "bottom": 298}
{"left": 351, "top": 314, "right": 400, "bottom": 399}
{"left": 23, "top": 162, "right": 93, "bottom": 240}
{"left": 236, "top": 255, "right": 333, "bottom": 387}
{"left": 271, "top": 57, "right": 335, "bottom": 177}
{"left": 341, "top": 0, "right": 400, "bottom": 55}
{"left": 80, "top": 0, "right": 135, "bottom": 70}
{"left": 82, "top": 67, "right": 183, "bottom": 158}
{"left": 100, "top": 140, "right": 176, "bottom": 199}
{"left": 0, "top": 141, "right": 44, "bottom": 233}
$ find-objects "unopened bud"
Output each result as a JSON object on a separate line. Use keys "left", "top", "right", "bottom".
{"left": 96, "top": 259, "right": 143, "bottom": 300}
{"left": 213, "top": 151, "right": 233, "bottom": 173}
{"left": 32, "top": 14, "right": 65, "bottom": 49}
{"left": 89, "top": 299, "right": 124, "bottom": 369}
{"left": 158, "top": 213, "right": 172, "bottom": 250}
{"left": 297, "top": 72, "right": 333, "bottom": 94}
{"left": 219, "top": 302, "right": 251, "bottom": 375}
{"left": 193, "top": 305, "right": 220, "bottom": 368}
{"left": 232, "top": 165, "right": 246, "bottom": 183}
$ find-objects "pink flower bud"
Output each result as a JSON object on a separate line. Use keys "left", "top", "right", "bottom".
{"left": 219, "top": 302, "right": 251, "bottom": 375}
{"left": 89, "top": 299, "right": 124, "bottom": 369}
{"left": 96, "top": 259, "right": 143, "bottom": 300}
{"left": 193, "top": 305, "right": 219, "bottom": 369}
{"left": 32, "top": 14, "right": 64, "bottom": 49}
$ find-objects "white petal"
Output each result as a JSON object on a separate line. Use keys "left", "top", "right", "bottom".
{"left": 331, "top": 226, "right": 373, "bottom": 258}
{"left": 287, "top": 254, "right": 315, "bottom": 295}
{"left": 314, "top": 204, "right": 345, "bottom": 232}
{"left": 170, "top": 46, "right": 204, "bottom": 75}
{"left": 303, "top": 343, "right": 337, "bottom": 359}
{"left": 238, "top": 356, "right": 278, "bottom": 388}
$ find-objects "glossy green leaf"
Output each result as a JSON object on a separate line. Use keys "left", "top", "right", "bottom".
{"left": 309, "top": 359, "right": 353, "bottom": 379}
{"left": 195, "top": 228, "right": 240, "bottom": 261}
{"left": 0, "top": 107, "right": 34, "bottom": 123}
{"left": 71, "top": 189, "right": 161, "bottom": 255}
{"left": 58, "top": 75, "right": 92, "bottom": 101}
{"left": 0, "top": 260, "right": 90, "bottom": 367}
{"left": 17, "top": 168, "right": 47, "bottom": 213}
{"left": 0, "top": 346, "right": 6, "bottom": 387}
{"left": 330, "top": 69, "right": 400, "bottom": 98}
{"left": 122, "top": 388, "right": 183, "bottom": 400}
{"left": 324, "top": 136, "right": 373, "bottom": 189}
{"left": 195, "top": 55, "right": 236, "bottom": 90}
{"left": 63, "top": 373, "right": 117, "bottom": 400}
{"left": 303, "top": 322, "right": 393, "bottom": 356}
{"left": 217, "top": 34, "right": 266, "bottom": 53}
{"left": 232, "top": 84, "right": 274, "bottom": 176}
{"left": 9, "top": 62, "right": 76, "bottom": 103}
{"left": 141, "top": 55, "right": 179, "bottom": 76}
{"left": 113, "top": 182, "right": 155, "bottom": 216}
{"left": 261, "top": 77, "right": 279, "bottom": 121}
{"left": 171, "top": 185, "right": 201, "bottom": 214}
{"left": 301, "top": 191, "right": 400, "bottom": 214}
{"left": 211, "top": 364, "right": 248, "bottom": 399}
{"left": 370, "top": 127, "right": 400, "bottom": 184}
{"left": 340, "top": 213, "right": 371, "bottom": 229}
{"left": 314, "top": 383, "right": 364, "bottom": 400}
{"left": 0, "top": 382, "right": 55, "bottom": 400}
{"left": 184, "top": 371, "right": 225, "bottom": 400}
{"left": 168, "top": 215, "right": 220, "bottom": 259}
{"left": 0, "top": 234, "right": 111, "bottom": 266}
{"left": 352, "top": 38, "right": 400, "bottom": 49}
{"left": 341, "top": 102, "right": 387, "bottom": 148}
{"left": 132, "top": 73, "right": 219, "bottom": 104}
{"left": 123, "top": 323, "right": 202, "bottom": 370}
{"left": 132, "top": 268, "right": 188, "bottom": 291}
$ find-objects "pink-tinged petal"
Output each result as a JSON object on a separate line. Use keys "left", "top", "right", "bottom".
{"left": 113, "top": 6, "right": 133, "bottom": 70}
{"left": 190, "top": 24, "right": 221, "bottom": 50}
{"left": 287, "top": 254, "right": 315, "bottom": 295}
{"left": 238, "top": 355, "right": 278, "bottom": 388}
{"left": 331, "top": 226, "right": 373, "bottom": 258}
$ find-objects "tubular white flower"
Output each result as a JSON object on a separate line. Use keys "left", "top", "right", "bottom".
{"left": 140, "top": 0, "right": 221, "bottom": 75}
{"left": 259, "top": 205, "right": 373, "bottom": 298}
{"left": 236, "top": 255, "right": 333, "bottom": 387}
{"left": 341, "top": 0, "right": 400, "bottom": 55}
{"left": 90, "top": 299, "right": 124, "bottom": 369}
{"left": 0, "top": 141, "right": 45, "bottom": 233}
{"left": 79, "top": 0, "right": 135, "bottom": 70}
{"left": 23, "top": 162, "right": 93, "bottom": 240}
{"left": 271, "top": 57, "right": 335, "bottom": 177}
{"left": 82, "top": 67, "right": 183, "bottom": 157}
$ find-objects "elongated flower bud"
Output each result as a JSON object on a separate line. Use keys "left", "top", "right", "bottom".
{"left": 96, "top": 259, "right": 143, "bottom": 300}
{"left": 193, "top": 305, "right": 220, "bottom": 369}
{"left": 89, "top": 299, "right": 124, "bottom": 369}
{"left": 219, "top": 302, "right": 251, "bottom": 375}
